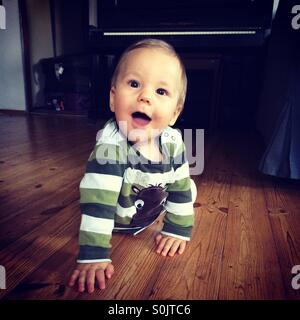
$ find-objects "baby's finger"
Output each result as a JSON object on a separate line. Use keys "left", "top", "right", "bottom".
{"left": 105, "top": 264, "right": 114, "bottom": 279}
{"left": 155, "top": 234, "right": 162, "bottom": 245}
{"left": 78, "top": 270, "right": 87, "bottom": 292}
{"left": 156, "top": 236, "right": 167, "bottom": 254}
{"left": 68, "top": 269, "right": 80, "bottom": 287}
{"left": 178, "top": 241, "right": 186, "bottom": 254}
{"left": 168, "top": 241, "right": 180, "bottom": 257}
{"left": 96, "top": 269, "right": 106, "bottom": 290}
{"left": 161, "top": 238, "right": 175, "bottom": 256}
{"left": 86, "top": 269, "right": 96, "bottom": 293}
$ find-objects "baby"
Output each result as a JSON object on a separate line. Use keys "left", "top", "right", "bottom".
{"left": 69, "top": 39, "right": 197, "bottom": 293}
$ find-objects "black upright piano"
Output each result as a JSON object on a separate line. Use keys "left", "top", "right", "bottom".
{"left": 89, "top": 0, "right": 274, "bottom": 49}
{"left": 87, "top": 0, "right": 275, "bottom": 129}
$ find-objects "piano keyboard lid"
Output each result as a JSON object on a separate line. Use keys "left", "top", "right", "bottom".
{"left": 94, "top": 0, "right": 274, "bottom": 34}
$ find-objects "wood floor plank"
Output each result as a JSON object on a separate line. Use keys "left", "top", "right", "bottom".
{"left": 263, "top": 178, "right": 300, "bottom": 299}
{"left": 219, "top": 174, "right": 286, "bottom": 299}
{"left": 0, "top": 157, "right": 84, "bottom": 216}
{"left": 0, "top": 139, "right": 92, "bottom": 180}
{"left": 3, "top": 237, "right": 80, "bottom": 300}
{"left": 218, "top": 133, "right": 286, "bottom": 299}
{"left": 0, "top": 178, "right": 80, "bottom": 249}
{"left": 0, "top": 201, "right": 81, "bottom": 299}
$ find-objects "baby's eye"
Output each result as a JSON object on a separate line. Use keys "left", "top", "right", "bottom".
{"left": 134, "top": 199, "right": 144, "bottom": 210}
{"left": 128, "top": 80, "right": 140, "bottom": 88}
{"left": 156, "top": 88, "right": 167, "bottom": 96}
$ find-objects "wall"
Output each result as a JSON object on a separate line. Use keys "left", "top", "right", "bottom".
{"left": 53, "top": 0, "right": 86, "bottom": 56}
{"left": 89, "top": 0, "right": 97, "bottom": 27}
{"left": 0, "top": 0, "right": 26, "bottom": 110}
{"left": 26, "top": 0, "right": 86, "bottom": 108}
{"left": 26, "top": 0, "right": 53, "bottom": 108}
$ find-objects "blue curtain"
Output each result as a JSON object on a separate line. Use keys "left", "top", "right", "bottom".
{"left": 259, "top": 0, "right": 300, "bottom": 180}
{"left": 259, "top": 74, "right": 300, "bottom": 179}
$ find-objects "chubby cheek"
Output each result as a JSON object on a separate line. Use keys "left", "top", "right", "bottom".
{"left": 114, "top": 101, "right": 131, "bottom": 119}
{"left": 153, "top": 111, "right": 169, "bottom": 121}
{"left": 154, "top": 111, "right": 175, "bottom": 125}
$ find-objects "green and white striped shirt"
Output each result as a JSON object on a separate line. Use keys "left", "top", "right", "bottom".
{"left": 78, "top": 119, "right": 195, "bottom": 263}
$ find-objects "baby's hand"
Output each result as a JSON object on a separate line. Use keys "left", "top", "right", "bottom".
{"left": 68, "top": 262, "right": 114, "bottom": 293}
{"left": 155, "top": 234, "right": 186, "bottom": 257}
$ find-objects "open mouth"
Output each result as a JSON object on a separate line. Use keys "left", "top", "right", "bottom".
{"left": 131, "top": 112, "right": 152, "bottom": 127}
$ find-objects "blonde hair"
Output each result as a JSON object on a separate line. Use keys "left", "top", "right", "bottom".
{"left": 111, "top": 38, "right": 187, "bottom": 108}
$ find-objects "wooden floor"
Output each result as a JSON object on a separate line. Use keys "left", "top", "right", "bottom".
{"left": 0, "top": 113, "right": 299, "bottom": 300}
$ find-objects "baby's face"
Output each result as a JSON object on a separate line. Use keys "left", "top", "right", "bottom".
{"left": 110, "top": 48, "right": 182, "bottom": 143}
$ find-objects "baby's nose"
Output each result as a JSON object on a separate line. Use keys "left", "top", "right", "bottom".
{"left": 139, "top": 96, "right": 150, "bottom": 104}
{"left": 138, "top": 91, "right": 151, "bottom": 104}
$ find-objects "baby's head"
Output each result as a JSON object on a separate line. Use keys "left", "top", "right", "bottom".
{"left": 109, "top": 39, "right": 187, "bottom": 143}
{"left": 111, "top": 39, "right": 187, "bottom": 108}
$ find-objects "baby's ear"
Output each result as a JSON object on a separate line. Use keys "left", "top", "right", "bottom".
{"left": 169, "top": 104, "right": 182, "bottom": 126}
{"left": 109, "top": 87, "right": 116, "bottom": 112}
{"left": 132, "top": 186, "right": 140, "bottom": 194}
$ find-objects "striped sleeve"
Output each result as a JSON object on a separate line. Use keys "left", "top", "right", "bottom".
{"left": 161, "top": 140, "right": 195, "bottom": 241}
{"left": 77, "top": 142, "right": 125, "bottom": 263}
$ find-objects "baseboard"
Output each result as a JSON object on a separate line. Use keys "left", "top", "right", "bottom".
{"left": 0, "top": 109, "right": 27, "bottom": 116}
